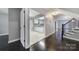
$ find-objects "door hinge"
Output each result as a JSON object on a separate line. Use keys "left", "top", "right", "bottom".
{"left": 24, "top": 25, "right": 25, "bottom": 28}
{"left": 24, "top": 40, "right": 25, "bottom": 42}
{"left": 24, "top": 10, "right": 25, "bottom": 13}
{"left": 20, "top": 27, "right": 21, "bottom": 30}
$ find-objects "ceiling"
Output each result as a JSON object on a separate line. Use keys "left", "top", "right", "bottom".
{"left": 29, "top": 9, "right": 40, "bottom": 17}
{"left": 31, "top": 8, "right": 79, "bottom": 15}
{"left": 60, "top": 8, "right": 79, "bottom": 14}
{"left": 31, "top": 8, "right": 58, "bottom": 15}
{"left": 0, "top": 8, "right": 79, "bottom": 16}
{"left": 31, "top": 8, "right": 79, "bottom": 20}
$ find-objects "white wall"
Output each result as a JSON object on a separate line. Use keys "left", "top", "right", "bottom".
{"left": 9, "top": 8, "right": 21, "bottom": 42}
{"left": 45, "top": 15, "right": 55, "bottom": 36}
{"left": 0, "top": 14, "right": 8, "bottom": 34}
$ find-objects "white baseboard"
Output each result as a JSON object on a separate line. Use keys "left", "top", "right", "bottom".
{"left": 45, "top": 32, "right": 55, "bottom": 38}
{"left": 8, "top": 38, "right": 20, "bottom": 44}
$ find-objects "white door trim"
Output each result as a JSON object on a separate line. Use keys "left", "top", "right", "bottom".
{"left": 8, "top": 38, "right": 20, "bottom": 44}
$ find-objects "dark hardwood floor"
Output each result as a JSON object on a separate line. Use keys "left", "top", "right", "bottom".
{"left": 30, "top": 33, "right": 57, "bottom": 51}
{"left": 0, "top": 40, "right": 29, "bottom": 51}
{"left": 30, "top": 31, "right": 79, "bottom": 51}
{"left": 0, "top": 31, "right": 79, "bottom": 51}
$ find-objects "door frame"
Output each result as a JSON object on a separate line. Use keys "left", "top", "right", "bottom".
{"left": 20, "top": 8, "right": 30, "bottom": 49}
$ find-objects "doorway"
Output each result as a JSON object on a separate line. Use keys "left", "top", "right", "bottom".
{"left": 20, "top": 8, "right": 46, "bottom": 48}
{"left": 29, "top": 9, "right": 45, "bottom": 46}
{"left": 20, "top": 8, "right": 30, "bottom": 49}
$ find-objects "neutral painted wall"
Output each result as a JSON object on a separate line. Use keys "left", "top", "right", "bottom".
{"left": 0, "top": 14, "right": 8, "bottom": 34}
{"left": 45, "top": 15, "right": 55, "bottom": 36}
{"left": 9, "top": 8, "right": 21, "bottom": 42}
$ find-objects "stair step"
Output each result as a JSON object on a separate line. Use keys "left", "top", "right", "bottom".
{"left": 69, "top": 30, "right": 76, "bottom": 33}
{"left": 74, "top": 27, "right": 79, "bottom": 31}
{"left": 63, "top": 35, "right": 79, "bottom": 42}
{"left": 64, "top": 33, "right": 71, "bottom": 36}
{"left": 65, "top": 32, "right": 74, "bottom": 35}
{"left": 69, "top": 30, "right": 79, "bottom": 33}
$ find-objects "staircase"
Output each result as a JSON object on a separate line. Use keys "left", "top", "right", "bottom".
{"left": 62, "top": 18, "right": 79, "bottom": 41}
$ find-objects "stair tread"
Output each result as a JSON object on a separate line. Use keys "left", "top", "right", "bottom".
{"left": 65, "top": 32, "right": 74, "bottom": 35}
{"left": 63, "top": 35, "right": 79, "bottom": 42}
{"left": 73, "top": 27, "right": 79, "bottom": 30}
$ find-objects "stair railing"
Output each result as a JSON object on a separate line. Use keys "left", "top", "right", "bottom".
{"left": 61, "top": 18, "right": 76, "bottom": 40}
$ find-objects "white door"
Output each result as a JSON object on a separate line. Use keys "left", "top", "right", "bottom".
{"left": 20, "top": 8, "right": 25, "bottom": 47}
{"left": 25, "top": 8, "right": 29, "bottom": 49}
{"left": 20, "top": 8, "right": 29, "bottom": 49}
